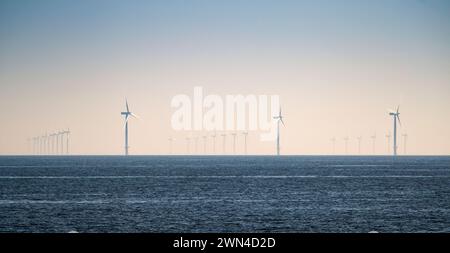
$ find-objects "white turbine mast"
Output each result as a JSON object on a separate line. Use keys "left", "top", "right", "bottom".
{"left": 242, "top": 132, "right": 248, "bottom": 155}
{"left": 388, "top": 106, "right": 401, "bottom": 156}
{"left": 273, "top": 106, "right": 285, "bottom": 156}
{"left": 121, "top": 99, "right": 139, "bottom": 156}
{"left": 343, "top": 136, "right": 349, "bottom": 155}
{"left": 370, "top": 133, "right": 377, "bottom": 155}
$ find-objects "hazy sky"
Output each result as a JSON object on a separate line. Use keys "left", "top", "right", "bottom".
{"left": 1, "top": 0, "right": 450, "bottom": 155}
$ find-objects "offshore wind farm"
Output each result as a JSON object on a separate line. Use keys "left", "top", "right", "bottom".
{"left": 1, "top": 0, "right": 450, "bottom": 235}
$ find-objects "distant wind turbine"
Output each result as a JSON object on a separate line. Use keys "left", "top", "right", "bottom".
{"left": 121, "top": 99, "right": 139, "bottom": 156}
{"left": 402, "top": 133, "right": 408, "bottom": 155}
{"left": 211, "top": 132, "right": 217, "bottom": 154}
{"left": 231, "top": 133, "right": 237, "bottom": 154}
{"left": 243, "top": 132, "right": 248, "bottom": 155}
{"left": 221, "top": 133, "right": 227, "bottom": 154}
{"left": 343, "top": 136, "right": 349, "bottom": 155}
{"left": 388, "top": 106, "right": 401, "bottom": 156}
{"left": 386, "top": 132, "right": 391, "bottom": 155}
{"left": 357, "top": 136, "right": 362, "bottom": 155}
{"left": 273, "top": 106, "right": 285, "bottom": 156}
{"left": 331, "top": 137, "right": 336, "bottom": 154}
{"left": 58, "top": 130, "right": 65, "bottom": 154}
{"left": 64, "top": 129, "right": 70, "bottom": 154}
{"left": 370, "top": 133, "right": 377, "bottom": 155}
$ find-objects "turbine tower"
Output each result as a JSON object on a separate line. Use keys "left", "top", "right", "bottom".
{"left": 343, "top": 136, "right": 349, "bottom": 155}
{"left": 273, "top": 107, "right": 285, "bottom": 156}
{"left": 243, "top": 132, "right": 248, "bottom": 155}
{"left": 357, "top": 136, "right": 362, "bottom": 155}
{"left": 370, "top": 133, "right": 376, "bottom": 155}
{"left": 211, "top": 132, "right": 217, "bottom": 154}
{"left": 221, "top": 133, "right": 226, "bottom": 154}
{"left": 388, "top": 106, "right": 401, "bottom": 156}
{"left": 121, "top": 99, "right": 138, "bottom": 156}
{"left": 58, "top": 130, "right": 65, "bottom": 155}
{"left": 64, "top": 129, "right": 70, "bottom": 154}
{"left": 231, "top": 133, "right": 237, "bottom": 154}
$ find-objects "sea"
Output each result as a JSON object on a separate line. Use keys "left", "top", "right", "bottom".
{"left": 0, "top": 155, "right": 449, "bottom": 233}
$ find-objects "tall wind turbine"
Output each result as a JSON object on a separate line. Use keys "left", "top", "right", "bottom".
{"left": 121, "top": 99, "right": 138, "bottom": 156}
{"left": 221, "top": 133, "right": 227, "bottom": 154}
{"left": 357, "top": 136, "right": 362, "bottom": 155}
{"left": 231, "top": 133, "right": 237, "bottom": 154}
{"left": 273, "top": 106, "right": 285, "bottom": 156}
{"left": 65, "top": 129, "right": 70, "bottom": 154}
{"left": 242, "top": 132, "right": 248, "bottom": 155}
{"left": 343, "top": 136, "right": 349, "bottom": 155}
{"left": 41, "top": 134, "right": 47, "bottom": 155}
{"left": 402, "top": 133, "right": 408, "bottom": 155}
{"left": 370, "top": 133, "right": 377, "bottom": 155}
{"left": 211, "top": 132, "right": 217, "bottom": 154}
{"left": 58, "top": 130, "right": 65, "bottom": 155}
{"left": 388, "top": 106, "right": 401, "bottom": 156}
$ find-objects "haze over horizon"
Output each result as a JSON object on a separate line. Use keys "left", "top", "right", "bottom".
{"left": 1, "top": 0, "right": 450, "bottom": 155}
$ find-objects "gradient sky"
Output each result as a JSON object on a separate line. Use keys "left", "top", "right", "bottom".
{"left": 1, "top": 0, "right": 449, "bottom": 155}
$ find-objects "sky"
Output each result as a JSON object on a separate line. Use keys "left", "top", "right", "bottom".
{"left": 0, "top": 0, "right": 449, "bottom": 155}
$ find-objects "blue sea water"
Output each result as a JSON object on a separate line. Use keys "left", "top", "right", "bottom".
{"left": 0, "top": 156, "right": 449, "bottom": 233}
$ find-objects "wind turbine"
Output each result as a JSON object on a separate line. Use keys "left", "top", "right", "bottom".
{"left": 41, "top": 134, "right": 47, "bottom": 155}
{"left": 357, "top": 136, "right": 362, "bottom": 155}
{"left": 388, "top": 106, "right": 401, "bottom": 156}
{"left": 221, "top": 133, "right": 227, "bottom": 154}
{"left": 370, "top": 133, "right": 377, "bottom": 155}
{"left": 343, "top": 136, "right": 349, "bottom": 155}
{"left": 64, "top": 129, "right": 70, "bottom": 155}
{"left": 121, "top": 99, "right": 138, "bottom": 156}
{"left": 273, "top": 106, "right": 285, "bottom": 156}
{"left": 402, "top": 133, "right": 408, "bottom": 155}
{"left": 211, "top": 132, "right": 217, "bottom": 154}
{"left": 231, "top": 133, "right": 237, "bottom": 154}
{"left": 58, "top": 130, "right": 65, "bottom": 155}
{"left": 243, "top": 132, "right": 248, "bottom": 155}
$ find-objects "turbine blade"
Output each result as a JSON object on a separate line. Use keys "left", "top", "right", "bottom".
{"left": 123, "top": 116, "right": 129, "bottom": 129}
{"left": 126, "top": 99, "right": 130, "bottom": 113}
{"left": 130, "top": 113, "right": 140, "bottom": 120}
{"left": 397, "top": 115, "right": 402, "bottom": 127}
{"left": 280, "top": 118, "right": 285, "bottom": 126}
{"left": 396, "top": 105, "right": 400, "bottom": 114}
